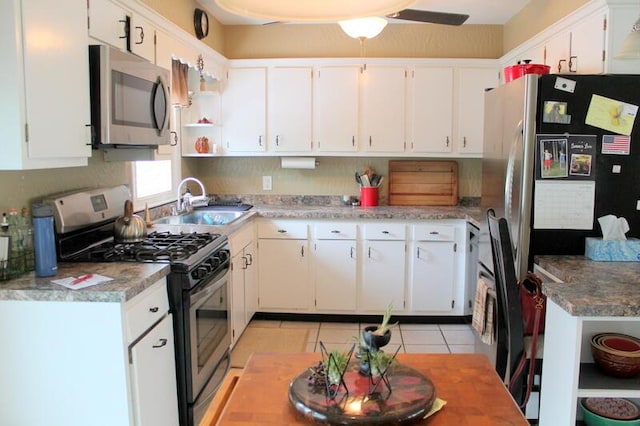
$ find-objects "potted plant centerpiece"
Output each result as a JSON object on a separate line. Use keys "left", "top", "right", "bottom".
{"left": 363, "top": 303, "right": 398, "bottom": 351}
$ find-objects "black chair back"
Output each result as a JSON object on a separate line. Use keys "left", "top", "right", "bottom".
{"left": 487, "top": 209, "right": 526, "bottom": 406}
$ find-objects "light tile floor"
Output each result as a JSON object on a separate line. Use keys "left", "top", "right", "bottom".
{"left": 247, "top": 320, "right": 475, "bottom": 354}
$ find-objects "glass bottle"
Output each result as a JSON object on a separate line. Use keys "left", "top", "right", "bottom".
{"left": 0, "top": 213, "right": 9, "bottom": 280}
{"left": 7, "top": 208, "right": 25, "bottom": 278}
{"left": 20, "top": 207, "right": 35, "bottom": 272}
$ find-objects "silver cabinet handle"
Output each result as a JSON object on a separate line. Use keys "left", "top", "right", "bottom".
{"left": 352, "top": 136, "right": 355, "bottom": 146}
{"left": 258, "top": 135, "right": 263, "bottom": 146}
{"left": 429, "top": 231, "right": 439, "bottom": 235}
{"left": 245, "top": 253, "right": 253, "bottom": 266}
{"left": 152, "top": 338, "right": 167, "bottom": 348}
{"left": 369, "top": 136, "right": 372, "bottom": 147}
{"left": 331, "top": 230, "right": 340, "bottom": 234}
{"left": 417, "top": 247, "right": 422, "bottom": 259}
{"left": 276, "top": 135, "right": 280, "bottom": 146}
{"left": 149, "top": 307, "right": 159, "bottom": 313}
{"left": 558, "top": 59, "right": 567, "bottom": 73}
{"left": 569, "top": 55, "right": 577, "bottom": 73}
{"left": 170, "top": 131, "right": 178, "bottom": 146}
{"left": 241, "top": 255, "right": 248, "bottom": 270}
{"left": 382, "top": 231, "right": 390, "bottom": 234}
{"left": 446, "top": 136, "right": 450, "bottom": 147}
{"left": 135, "top": 26, "right": 144, "bottom": 44}
{"left": 118, "top": 19, "right": 128, "bottom": 39}
{"left": 463, "top": 136, "right": 467, "bottom": 147}
{"left": 350, "top": 247, "right": 355, "bottom": 259}
{"left": 368, "top": 247, "right": 371, "bottom": 258}
{"left": 277, "top": 229, "right": 287, "bottom": 233}
{"left": 301, "top": 246, "right": 305, "bottom": 257}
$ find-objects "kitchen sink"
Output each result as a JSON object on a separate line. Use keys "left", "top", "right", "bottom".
{"left": 155, "top": 210, "right": 248, "bottom": 226}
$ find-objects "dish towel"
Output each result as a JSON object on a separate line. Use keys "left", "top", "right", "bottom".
{"left": 472, "top": 278, "right": 496, "bottom": 345}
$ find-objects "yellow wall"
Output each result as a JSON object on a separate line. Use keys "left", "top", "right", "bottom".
{"left": 503, "top": 0, "right": 589, "bottom": 53}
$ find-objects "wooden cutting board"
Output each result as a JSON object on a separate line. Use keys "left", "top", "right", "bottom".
{"left": 388, "top": 160, "right": 458, "bottom": 206}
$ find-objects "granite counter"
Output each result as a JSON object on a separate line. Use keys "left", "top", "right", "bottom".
{"left": 0, "top": 262, "right": 170, "bottom": 303}
{"left": 536, "top": 255, "right": 640, "bottom": 317}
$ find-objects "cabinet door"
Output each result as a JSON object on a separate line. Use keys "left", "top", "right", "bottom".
{"left": 410, "top": 67, "right": 453, "bottom": 153}
{"left": 258, "top": 239, "right": 309, "bottom": 310}
{"left": 268, "top": 67, "right": 312, "bottom": 152}
{"left": 570, "top": 12, "right": 605, "bottom": 74}
{"left": 361, "top": 240, "right": 405, "bottom": 312}
{"left": 410, "top": 242, "right": 455, "bottom": 312}
{"left": 314, "top": 66, "right": 359, "bottom": 152}
{"left": 222, "top": 68, "right": 267, "bottom": 152}
{"left": 361, "top": 66, "right": 406, "bottom": 153}
{"left": 544, "top": 31, "right": 571, "bottom": 74}
{"left": 17, "top": 0, "right": 91, "bottom": 165}
{"left": 129, "top": 13, "right": 156, "bottom": 63}
{"left": 314, "top": 240, "right": 357, "bottom": 311}
{"left": 455, "top": 68, "right": 499, "bottom": 155}
{"left": 244, "top": 240, "right": 258, "bottom": 323}
{"left": 129, "top": 314, "right": 179, "bottom": 426}
{"left": 88, "top": 0, "right": 128, "bottom": 50}
{"left": 231, "top": 250, "right": 247, "bottom": 346}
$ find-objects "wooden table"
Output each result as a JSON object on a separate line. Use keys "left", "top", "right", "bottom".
{"left": 215, "top": 353, "right": 527, "bottom": 425}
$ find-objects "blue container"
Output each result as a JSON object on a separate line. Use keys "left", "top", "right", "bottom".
{"left": 31, "top": 203, "right": 57, "bottom": 277}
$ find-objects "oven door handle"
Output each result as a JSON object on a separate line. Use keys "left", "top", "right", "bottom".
{"left": 192, "top": 268, "right": 229, "bottom": 306}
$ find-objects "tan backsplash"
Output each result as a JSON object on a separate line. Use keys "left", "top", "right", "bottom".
{"left": 190, "top": 157, "right": 481, "bottom": 202}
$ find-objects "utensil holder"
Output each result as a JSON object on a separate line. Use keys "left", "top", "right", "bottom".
{"left": 360, "top": 187, "right": 378, "bottom": 207}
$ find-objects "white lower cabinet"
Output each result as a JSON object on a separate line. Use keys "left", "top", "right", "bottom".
{"left": 255, "top": 218, "right": 469, "bottom": 316}
{"left": 409, "top": 224, "right": 456, "bottom": 313}
{"left": 360, "top": 223, "right": 407, "bottom": 313}
{"left": 229, "top": 223, "right": 257, "bottom": 345}
{"left": 0, "top": 277, "right": 178, "bottom": 426}
{"left": 257, "top": 220, "right": 309, "bottom": 310}
{"left": 313, "top": 222, "right": 357, "bottom": 311}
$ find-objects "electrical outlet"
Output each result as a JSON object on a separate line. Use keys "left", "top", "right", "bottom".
{"left": 262, "top": 175, "right": 272, "bottom": 191}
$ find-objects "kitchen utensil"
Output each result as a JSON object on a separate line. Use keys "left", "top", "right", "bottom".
{"left": 114, "top": 200, "right": 147, "bottom": 243}
{"left": 359, "top": 173, "right": 371, "bottom": 187}
{"left": 503, "top": 60, "right": 550, "bottom": 83}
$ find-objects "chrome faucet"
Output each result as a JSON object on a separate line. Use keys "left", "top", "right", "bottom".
{"left": 176, "top": 177, "right": 209, "bottom": 213}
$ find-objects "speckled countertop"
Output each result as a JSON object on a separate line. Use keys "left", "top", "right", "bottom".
{"left": 536, "top": 255, "right": 640, "bottom": 317}
{"left": 0, "top": 262, "right": 170, "bottom": 303}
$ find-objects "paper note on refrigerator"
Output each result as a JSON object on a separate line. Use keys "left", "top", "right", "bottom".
{"left": 585, "top": 94, "right": 638, "bottom": 136}
{"left": 534, "top": 180, "right": 595, "bottom": 230}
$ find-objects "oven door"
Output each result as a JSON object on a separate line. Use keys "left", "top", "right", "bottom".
{"left": 188, "top": 267, "right": 231, "bottom": 401}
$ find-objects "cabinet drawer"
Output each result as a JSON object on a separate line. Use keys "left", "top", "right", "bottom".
{"left": 125, "top": 279, "right": 169, "bottom": 343}
{"left": 362, "top": 223, "right": 406, "bottom": 240}
{"left": 258, "top": 220, "right": 308, "bottom": 239}
{"left": 412, "top": 224, "right": 455, "bottom": 242}
{"left": 314, "top": 222, "right": 357, "bottom": 239}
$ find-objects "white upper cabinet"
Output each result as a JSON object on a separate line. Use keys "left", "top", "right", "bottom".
{"left": 129, "top": 13, "right": 156, "bottom": 63}
{"left": 361, "top": 66, "right": 407, "bottom": 153}
{"left": 222, "top": 67, "right": 267, "bottom": 152}
{"left": 455, "top": 67, "right": 499, "bottom": 156}
{"left": 267, "top": 67, "right": 312, "bottom": 152}
{"left": 88, "top": 0, "right": 128, "bottom": 50}
{"left": 410, "top": 67, "right": 454, "bottom": 154}
{"left": 313, "top": 66, "right": 360, "bottom": 152}
{"left": 1, "top": 0, "right": 91, "bottom": 170}
{"left": 570, "top": 12, "right": 606, "bottom": 74}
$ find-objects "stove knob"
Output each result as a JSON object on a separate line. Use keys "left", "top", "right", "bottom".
{"left": 193, "top": 265, "right": 209, "bottom": 279}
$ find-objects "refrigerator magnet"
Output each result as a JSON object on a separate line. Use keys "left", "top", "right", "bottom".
{"left": 543, "top": 101, "right": 571, "bottom": 124}
{"left": 554, "top": 76, "right": 576, "bottom": 93}
{"left": 585, "top": 94, "right": 638, "bottom": 136}
{"left": 601, "top": 134, "right": 631, "bottom": 155}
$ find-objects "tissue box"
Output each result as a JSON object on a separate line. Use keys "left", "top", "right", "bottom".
{"left": 585, "top": 237, "right": 640, "bottom": 261}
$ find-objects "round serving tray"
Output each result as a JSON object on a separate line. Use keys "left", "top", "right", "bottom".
{"left": 288, "top": 360, "right": 436, "bottom": 425}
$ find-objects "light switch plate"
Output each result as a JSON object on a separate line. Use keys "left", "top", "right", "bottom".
{"left": 262, "top": 175, "right": 272, "bottom": 191}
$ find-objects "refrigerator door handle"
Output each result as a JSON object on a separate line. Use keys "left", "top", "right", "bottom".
{"left": 504, "top": 120, "right": 524, "bottom": 230}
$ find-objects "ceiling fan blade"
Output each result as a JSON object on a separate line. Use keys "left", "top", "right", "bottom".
{"left": 387, "top": 9, "right": 469, "bottom": 26}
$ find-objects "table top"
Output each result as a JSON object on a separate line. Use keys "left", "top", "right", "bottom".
{"left": 216, "top": 352, "right": 527, "bottom": 426}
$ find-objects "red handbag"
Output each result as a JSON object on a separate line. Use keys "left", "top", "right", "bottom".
{"left": 509, "top": 271, "right": 546, "bottom": 410}
{"left": 518, "top": 271, "right": 546, "bottom": 335}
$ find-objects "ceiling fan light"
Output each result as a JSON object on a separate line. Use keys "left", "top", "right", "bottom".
{"left": 213, "top": 0, "right": 412, "bottom": 21}
{"left": 614, "top": 16, "right": 640, "bottom": 59}
{"left": 339, "top": 17, "right": 388, "bottom": 40}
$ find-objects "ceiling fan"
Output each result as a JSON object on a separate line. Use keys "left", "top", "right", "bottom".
{"left": 212, "top": 1, "right": 469, "bottom": 26}
{"left": 386, "top": 9, "right": 469, "bottom": 26}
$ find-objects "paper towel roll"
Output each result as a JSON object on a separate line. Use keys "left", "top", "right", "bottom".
{"left": 281, "top": 157, "right": 317, "bottom": 169}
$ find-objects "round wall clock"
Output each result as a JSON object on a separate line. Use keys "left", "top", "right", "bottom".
{"left": 194, "top": 8, "right": 209, "bottom": 40}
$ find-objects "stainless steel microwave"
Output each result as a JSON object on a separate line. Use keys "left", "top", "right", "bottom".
{"left": 89, "top": 45, "right": 170, "bottom": 147}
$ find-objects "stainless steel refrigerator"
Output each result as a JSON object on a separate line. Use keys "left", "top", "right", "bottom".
{"left": 479, "top": 73, "right": 640, "bottom": 279}
{"left": 475, "top": 73, "right": 640, "bottom": 416}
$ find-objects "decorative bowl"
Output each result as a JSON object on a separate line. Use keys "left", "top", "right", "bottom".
{"left": 595, "top": 333, "right": 640, "bottom": 356}
{"left": 363, "top": 326, "right": 391, "bottom": 350}
{"left": 580, "top": 398, "right": 640, "bottom": 426}
{"left": 591, "top": 334, "right": 640, "bottom": 378}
